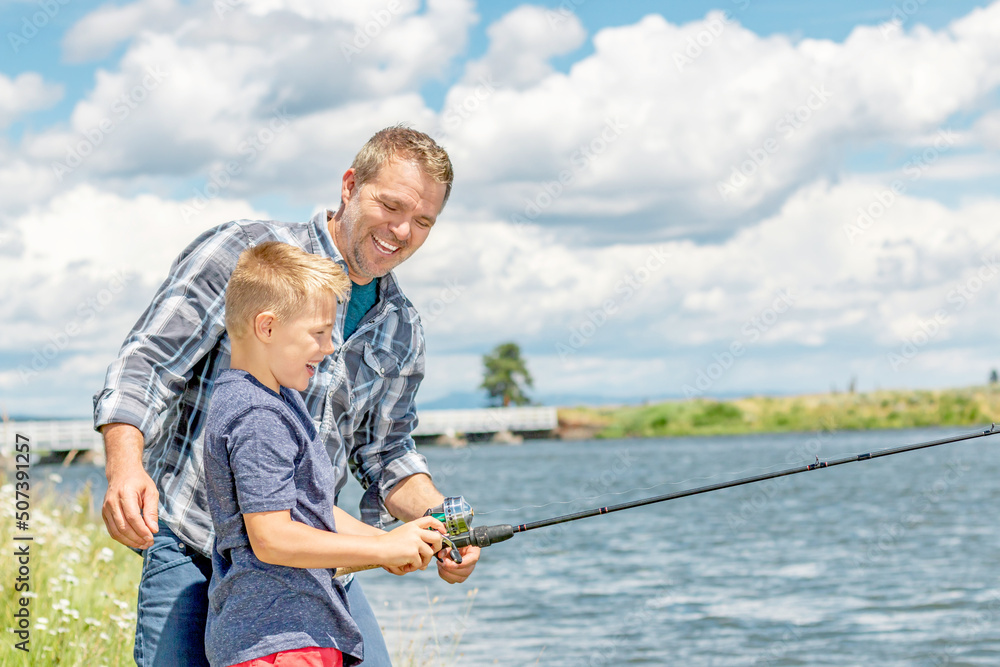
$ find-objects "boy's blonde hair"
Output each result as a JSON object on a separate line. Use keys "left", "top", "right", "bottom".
{"left": 351, "top": 125, "right": 454, "bottom": 206}
{"left": 225, "top": 242, "right": 351, "bottom": 340}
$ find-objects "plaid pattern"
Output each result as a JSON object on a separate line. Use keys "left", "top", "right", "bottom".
{"left": 93, "top": 211, "right": 430, "bottom": 557}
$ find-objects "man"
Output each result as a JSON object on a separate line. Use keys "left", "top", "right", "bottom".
{"left": 93, "top": 126, "right": 479, "bottom": 666}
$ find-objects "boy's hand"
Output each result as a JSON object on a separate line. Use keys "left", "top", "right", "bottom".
{"left": 378, "top": 516, "right": 445, "bottom": 576}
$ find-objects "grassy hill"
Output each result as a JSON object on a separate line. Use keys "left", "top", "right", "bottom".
{"left": 557, "top": 386, "right": 1000, "bottom": 439}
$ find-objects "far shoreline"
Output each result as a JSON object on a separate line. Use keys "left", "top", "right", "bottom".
{"left": 555, "top": 385, "right": 1000, "bottom": 441}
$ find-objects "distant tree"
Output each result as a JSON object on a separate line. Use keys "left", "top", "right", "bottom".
{"left": 480, "top": 342, "right": 533, "bottom": 407}
{"left": 990, "top": 369, "right": 998, "bottom": 385}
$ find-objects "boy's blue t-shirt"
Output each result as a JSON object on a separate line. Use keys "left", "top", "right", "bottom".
{"left": 203, "top": 369, "right": 363, "bottom": 667}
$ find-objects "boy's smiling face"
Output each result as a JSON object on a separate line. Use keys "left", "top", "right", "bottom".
{"left": 264, "top": 296, "right": 337, "bottom": 392}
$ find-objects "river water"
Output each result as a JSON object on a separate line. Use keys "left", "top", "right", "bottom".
{"left": 40, "top": 427, "right": 1000, "bottom": 665}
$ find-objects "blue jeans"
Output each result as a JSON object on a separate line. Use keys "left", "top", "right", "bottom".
{"left": 133, "top": 521, "right": 392, "bottom": 666}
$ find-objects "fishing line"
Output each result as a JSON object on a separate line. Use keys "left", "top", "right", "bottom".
{"left": 479, "top": 434, "right": 898, "bottom": 517}
{"left": 476, "top": 459, "right": 802, "bottom": 517}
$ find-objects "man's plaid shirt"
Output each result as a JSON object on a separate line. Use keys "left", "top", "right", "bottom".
{"left": 93, "top": 211, "right": 431, "bottom": 557}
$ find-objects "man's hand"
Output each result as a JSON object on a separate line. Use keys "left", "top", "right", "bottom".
{"left": 383, "top": 474, "right": 482, "bottom": 583}
{"left": 436, "top": 545, "right": 480, "bottom": 584}
{"left": 101, "top": 423, "right": 159, "bottom": 550}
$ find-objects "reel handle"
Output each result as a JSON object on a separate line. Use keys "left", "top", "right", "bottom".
{"left": 333, "top": 563, "right": 381, "bottom": 577}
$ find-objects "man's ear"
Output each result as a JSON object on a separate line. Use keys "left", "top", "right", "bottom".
{"left": 253, "top": 311, "right": 276, "bottom": 343}
{"left": 341, "top": 168, "right": 357, "bottom": 204}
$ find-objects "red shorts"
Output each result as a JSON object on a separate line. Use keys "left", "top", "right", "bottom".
{"left": 228, "top": 646, "right": 343, "bottom": 667}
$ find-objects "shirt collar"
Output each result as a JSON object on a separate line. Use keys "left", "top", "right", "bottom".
{"left": 309, "top": 209, "right": 343, "bottom": 264}
{"left": 309, "top": 208, "right": 406, "bottom": 310}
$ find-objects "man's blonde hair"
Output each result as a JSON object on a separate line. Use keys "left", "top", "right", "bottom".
{"left": 351, "top": 125, "right": 454, "bottom": 206}
{"left": 225, "top": 242, "right": 351, "bottom": 340}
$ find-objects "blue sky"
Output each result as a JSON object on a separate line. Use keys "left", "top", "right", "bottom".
{"left": 2, "top": 0, "right": 1000, "bottom": 416}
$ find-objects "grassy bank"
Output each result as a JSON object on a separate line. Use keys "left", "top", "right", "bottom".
{"left": 0, "top": 479, "right": 140, "bottom": 666}
{"left": 0, "top": 479, "right": 462, "bottom": 666}
{"left": 558, "top": 385, "right": 1000, "bottom": 439}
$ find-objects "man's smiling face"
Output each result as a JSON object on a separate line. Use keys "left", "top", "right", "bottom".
{"left": 333, "top": 158, "right": 447, "bottom": 284}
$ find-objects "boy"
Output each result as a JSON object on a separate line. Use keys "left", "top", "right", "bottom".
{"left": 203, "top": 242, "right": 445, "bottom": 667}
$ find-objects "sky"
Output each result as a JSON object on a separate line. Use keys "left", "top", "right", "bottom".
{"left": 2, "top": 0, "right": 1000, "bottom": 417}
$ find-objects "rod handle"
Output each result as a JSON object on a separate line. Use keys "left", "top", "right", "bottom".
{"left": 334, "top": 563, "right": 381, "bottom": 578}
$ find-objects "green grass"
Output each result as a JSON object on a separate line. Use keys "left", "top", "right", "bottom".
{"left": 1, "top": 479, "right": 141, "bottom": 666}
{"left": 1, "top": 478, "right": 467, "bottom": 666}
{"left": 559, "top": 385, "right": 1000, "bottom": 439}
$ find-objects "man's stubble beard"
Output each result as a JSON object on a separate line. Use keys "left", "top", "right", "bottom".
{"left": 342, "top": 195, "right": 411, "bottom": 281}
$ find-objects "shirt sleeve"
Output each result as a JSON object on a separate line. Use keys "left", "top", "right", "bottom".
{"left": 351, "top": 330, "right": 432, "bottom": 528}
{"left": 227, "top": 409, "right": 299, "bottom": 514}
{"left": 92, "top": 222, "right": 250, "bottom": 443}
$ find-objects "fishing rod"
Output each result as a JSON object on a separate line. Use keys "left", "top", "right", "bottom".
{"left": 336, "top": 424, "right": 998, "bottom": 576}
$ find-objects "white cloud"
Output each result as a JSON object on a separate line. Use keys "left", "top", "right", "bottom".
{"left": 441, "top": 5, "right": 1000, "bottom": 242}
{"left": 62, "top": 0, "right": 185, "bottom": 62}
{"left": 0, "top": 185, "right": 270, "bottom": 414}
{"left": 8, "top": 1, "right": 1000, "bottom": 412}
{"left": 462, "top": 5, "right": 586, "bottom": 90}
{"left": 0, "top": 72, "right": 62, "bottom": 128}
{"left": 400, "top": 178, "right": 1000, "bottom": 400}
{"left": 33, "top": 0, "right": 475, "bottom": 191}
{"left": 975, "top": 110, "right": 1000, "bottom": 150}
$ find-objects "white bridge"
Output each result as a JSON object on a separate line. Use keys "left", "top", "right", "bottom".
{"left": 412, "top": 406, "right": 558, "bottom": 437}
{"left": 2, "top": 420, "right": 102, "bottom": 459}
{"left": 1, "top": 407, "right": 558, "bottom": 460}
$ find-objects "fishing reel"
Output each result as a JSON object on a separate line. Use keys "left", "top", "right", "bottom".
{"left": 424, "top": 496, "right": 474, "bottom": 563}
{"left": 425, "top": 496, "right": 515, "bottom": 560}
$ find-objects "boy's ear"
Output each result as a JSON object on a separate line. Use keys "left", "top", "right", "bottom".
{"left": 253, "top": 311, "right": 277, "bottom": 343}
